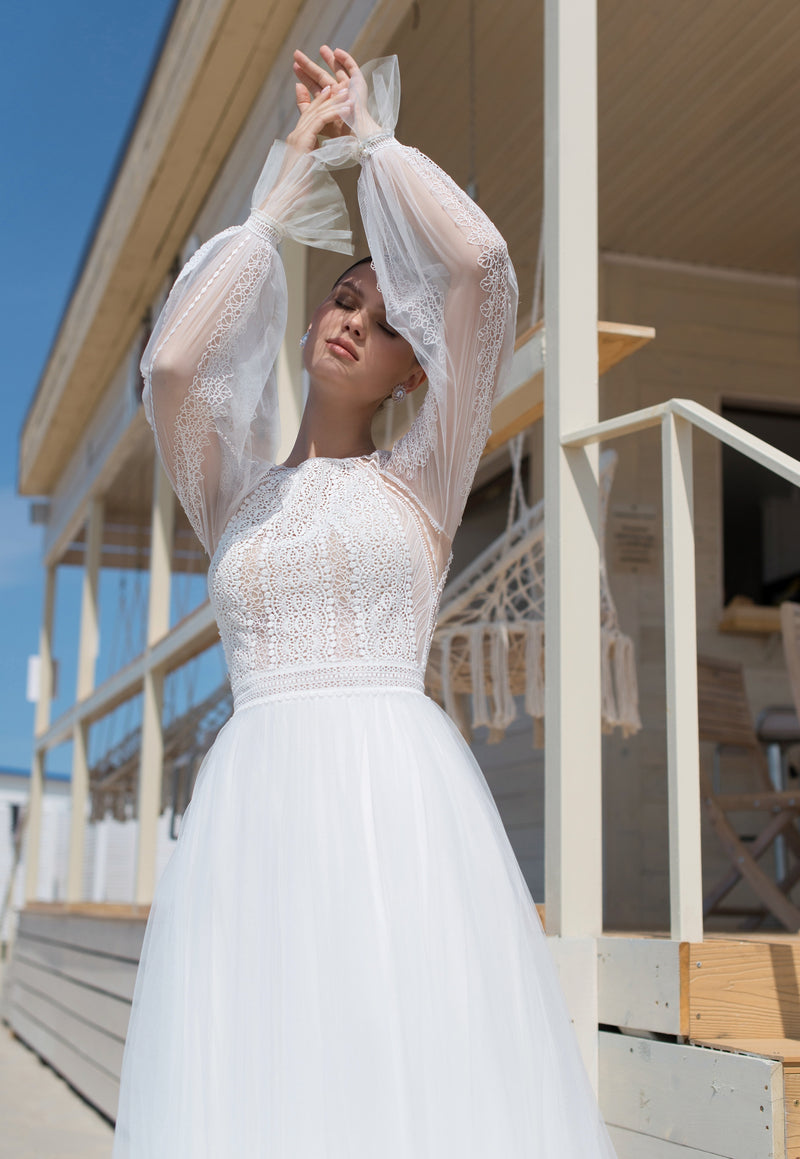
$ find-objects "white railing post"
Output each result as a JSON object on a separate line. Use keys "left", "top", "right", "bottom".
{"left": 24, "top": 565, "right": 57, "bottom": 903}
{"left": 67, "top": 498, "right": 104, "bottom": 902}
{"left": 661, "top": 412, "right": 704, "bottom": 942}
{"left": 134, "top": 458, "right": 174, "bottom": 906}
{"left": 544, "top": 0, "right": 602, "bottom": 1088}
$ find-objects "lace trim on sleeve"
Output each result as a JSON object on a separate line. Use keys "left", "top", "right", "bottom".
{"left": 171, "top": 242, "right": 276, "bottom": 545}
{"left": 388, "top": 148, "right": 512, "bottom": 506}
{"left": 244, "top": 209, "right": 284, "bottom": 248}
{"left": 359, "top": 132, "right": 394, "bottom": 159}
{"left": 150, "top": 228, "right": 246, "bottom": 367}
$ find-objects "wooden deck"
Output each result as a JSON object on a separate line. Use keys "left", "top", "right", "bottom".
{"left": 3, "top": 905, "right": 800, "bottom": 1153}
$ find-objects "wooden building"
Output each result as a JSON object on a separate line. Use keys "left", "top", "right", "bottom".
{"left": 4, "top": 0, "right": 800, "bottom": 1153}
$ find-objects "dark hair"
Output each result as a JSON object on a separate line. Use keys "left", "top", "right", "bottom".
{"left": 330, "top": 255, "right": 373, "bottom": 291}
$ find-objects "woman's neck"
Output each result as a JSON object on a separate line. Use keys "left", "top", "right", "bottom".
{"left": 281, "top": 390, "right": 378, "bottom": 467}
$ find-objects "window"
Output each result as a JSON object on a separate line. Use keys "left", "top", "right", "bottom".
{"left": 722, "top": 403, "right": 800, "bottom": 607}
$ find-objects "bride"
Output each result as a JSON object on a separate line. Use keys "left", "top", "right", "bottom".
{"left": 112, "top": 44, "right": 618, "bottom": 1158}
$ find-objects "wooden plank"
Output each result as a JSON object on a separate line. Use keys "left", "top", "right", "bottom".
{"left": 597, "top": 936, "right": 687, "bottom": 1036}
{"left": 719, "top": 602, "right": 782, "bottom": 636}
{"left": 608, "top": 1125, "right": 730, "bottom": 1159}
{"left": 24, "top": 900, "right": 150, "bottom": 921}
{"left": 20, "top": 908, "right": 147, "bottom": 959}
{"left": 599, "top": 1030, "right": 784, "bottom": 1157}
{"left": 14, "top": 936, "right": 140, "bottom": 1003}
{"left": 688, "top": 939, "right": 800, "bottom": 1040}
{"left": 7, "top": 1004, "right": 120, "bottom": 1122}
{"left": 11, "top": 956, "right": 132, "bottom": 1041}
{"left": 785, "top": 1065, "right": 800, "bottom": 1158}
{"left": 9, "top": 978, "right": 126, "bottom": 1077}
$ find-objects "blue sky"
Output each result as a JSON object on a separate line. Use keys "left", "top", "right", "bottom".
{"left": 1, "top": 2, "right": 177, "bottom": 773}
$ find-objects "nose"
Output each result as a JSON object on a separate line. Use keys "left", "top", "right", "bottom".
{"left": 343, "top": 309, "right": 365, "bottom": 338}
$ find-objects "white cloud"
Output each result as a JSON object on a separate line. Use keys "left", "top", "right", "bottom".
{"left": 0, "top": 487, "right": 44, "bottom": 589}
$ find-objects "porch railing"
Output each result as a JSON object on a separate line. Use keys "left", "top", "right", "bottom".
{"left": 563, "top": 397, "right": 800, "bottom": 942}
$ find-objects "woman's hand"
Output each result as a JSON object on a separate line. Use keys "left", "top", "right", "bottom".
{"left": 286, "top": 80, "right": 353, "bottom": 154}
{"left": 293, "top": 46, "right": 384, "bottom": 142}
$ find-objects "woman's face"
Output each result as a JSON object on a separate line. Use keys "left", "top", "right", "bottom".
{"left": 303, "top": 262, "right": 424, "bottom": 410}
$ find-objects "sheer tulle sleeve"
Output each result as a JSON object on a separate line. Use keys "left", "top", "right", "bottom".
{"left": 319, "top": 57, "right": 519, "bottom": 544}
{"left": 141, "top": 142, "right": 353, "bottom": 557}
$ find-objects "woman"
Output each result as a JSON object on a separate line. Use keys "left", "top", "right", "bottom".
{"left": 112, "top": 46, "right": 617, "bottom": 1158}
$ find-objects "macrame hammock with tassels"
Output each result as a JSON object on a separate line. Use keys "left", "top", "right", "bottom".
{"left": 424, "top": 434, "right": 641, "bottom": 745}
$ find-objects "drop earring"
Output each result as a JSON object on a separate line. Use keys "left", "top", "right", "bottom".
{"left": 391, "top": 384, "right": 407, "bottom": 402}
{"left": 299, "top": 327, "right": 310, "bottom": 349}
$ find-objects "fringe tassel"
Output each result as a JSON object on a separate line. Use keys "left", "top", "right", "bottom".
{"left": 600, "top": 628, "right": 619, "bottom": 728}
{"left": 470, "top": 624, "right": 491, "bottom": 729}
{"left": 438, "top": 619, "right": 641, "bottom": 745}
{"left": 524, "top": 621, "right": 546, "bottom": 719}
{"left": 441, "top": 634, "right": 470, "bottom": 737}
{"left": 613, "top": 632, "right": 642, "bottom": 737}
{"left": 489, "top": 624, "right": 517, "bottom": 739}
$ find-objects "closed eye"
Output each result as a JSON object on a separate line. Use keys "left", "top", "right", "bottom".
{"left": 334, "top": 292, "right": 397, "bottom": 336}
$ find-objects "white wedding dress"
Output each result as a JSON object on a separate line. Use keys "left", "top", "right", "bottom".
{"left": 112, "top": 58, "right": 618, "bottom": 1158}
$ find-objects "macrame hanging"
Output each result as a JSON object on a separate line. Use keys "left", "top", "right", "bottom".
{"left": 424, "top": 434, "right": 641, "bottom": 746}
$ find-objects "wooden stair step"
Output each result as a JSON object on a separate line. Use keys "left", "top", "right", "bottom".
{"left": 689, "top": 1037, "right": 800, "bottom": 1157}
{"left": 688, "top": 938, "right": 800, "bottom": 1039}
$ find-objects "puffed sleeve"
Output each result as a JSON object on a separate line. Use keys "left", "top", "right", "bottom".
{"left": 141, "top": 142, "right": 353, "bottom": 557}
{"left": 318, "top": 57, "right": 519, "bottom": 545}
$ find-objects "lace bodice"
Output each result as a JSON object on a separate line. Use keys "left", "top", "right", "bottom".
{"left": 208, "top": 450, "right": 452, "bottom": 706}
{"left": 141, "top": 57, "right": 518, "bottom": 701}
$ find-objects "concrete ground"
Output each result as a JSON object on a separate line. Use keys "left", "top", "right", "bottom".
{"left": 0, "top": 1016, "right": 114, "bottom": 1159}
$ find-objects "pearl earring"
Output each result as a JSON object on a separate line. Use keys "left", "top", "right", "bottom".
{"left": 391, "top": 384, "right": 407, "bottom": 402}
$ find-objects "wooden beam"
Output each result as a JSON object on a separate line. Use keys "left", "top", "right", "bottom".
{"left": 483, "top": 319, "right": 654, "bottom": 458}
{"left": 543, "top": 0, "right": 601, "bottom": 1088}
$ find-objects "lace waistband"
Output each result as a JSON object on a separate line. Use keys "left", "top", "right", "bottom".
{"left": 232, "top": 660, "right": 426, "bottom": 711}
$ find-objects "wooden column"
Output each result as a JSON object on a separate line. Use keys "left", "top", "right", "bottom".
{"left": 66, "top": 499, "right": 104, "bottom": 901}
{"left": 134, "top": 459, "right": 174, "bottom": 905}
{"left": 24, "top": 565, "right": 57, "bottom": 902}
{"left": 543, "top": 0, "right": 602, "bottom": 1087}
{"left": 662, "top": 413, "right": 704, "bottom": 941}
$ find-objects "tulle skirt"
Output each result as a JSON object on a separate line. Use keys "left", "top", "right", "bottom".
{"left": 112, "top": 687, "right": 616, "bottom": 1157}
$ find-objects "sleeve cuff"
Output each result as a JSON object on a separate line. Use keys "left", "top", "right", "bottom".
{"left": 244, "top": 208, "right": 284, "bottom": 248}
{"left": 359, "top": 133, "right": 395, "bottom": 160}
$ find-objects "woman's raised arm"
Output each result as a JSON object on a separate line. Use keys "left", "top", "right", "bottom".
{"left": 305, "top": 49, "right": 519, "bottom": 545}
{"left": 141, "top": 86, "right": 353, "bottom": 557}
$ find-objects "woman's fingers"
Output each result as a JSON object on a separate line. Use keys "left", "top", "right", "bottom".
{"left": 320, "top": 44, "right": 349, "bottom": 85}
{"left": 293, "top": 49, "right": 335, "bottom": 93}
{"left": 295, "top": 82, "right": 312, "bottom": 113}
{"left": 332, "top": 47, "right": 361, "bottom": 78}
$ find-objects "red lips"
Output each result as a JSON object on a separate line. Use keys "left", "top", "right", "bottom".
{"left": 325, "top": 336, "right": 358, "bottom": 361}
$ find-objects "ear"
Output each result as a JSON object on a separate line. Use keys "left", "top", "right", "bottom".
{"left": 403, "top": 364, "right": 428, "bottom": 395}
